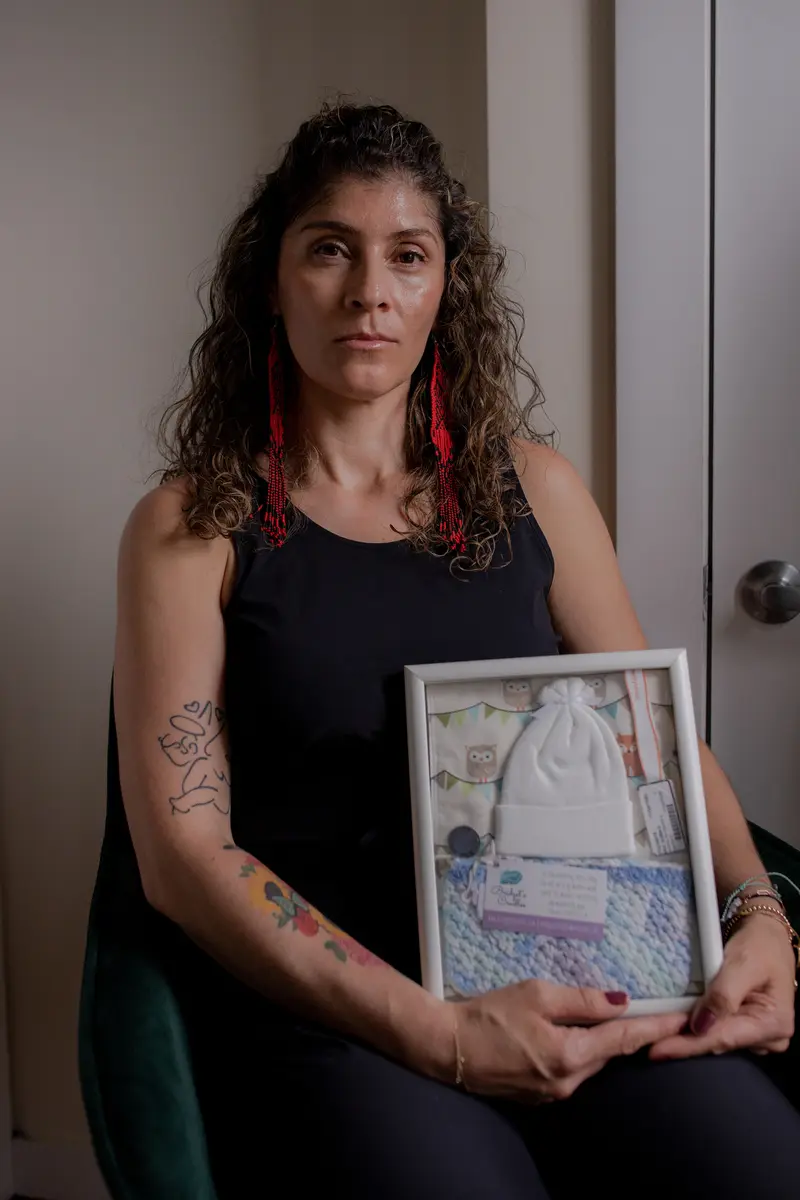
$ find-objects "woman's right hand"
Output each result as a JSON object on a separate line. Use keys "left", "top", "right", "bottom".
{"left": 453, "top": 980, "right": 688, "bottom": 1103}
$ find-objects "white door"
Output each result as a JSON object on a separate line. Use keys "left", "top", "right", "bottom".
{"left": 616, "top": 1, "right": 800, "bottom": 849}
{"left": 710, "top": 1, "right": 800, "bottom": 848}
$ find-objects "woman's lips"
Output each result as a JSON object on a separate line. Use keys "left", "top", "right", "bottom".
{"left": 336, "top": 334, "right": 396, "bottom": 349}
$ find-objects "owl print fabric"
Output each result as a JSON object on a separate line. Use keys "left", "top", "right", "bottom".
{"left": 429, "top": 671, "right": 682, "bottom": 857}
{"left": 425, "top": 669, "right": 701, "bottom": 1002}
{"left": 429, "top": 693, "right": 536, "bottom": 845}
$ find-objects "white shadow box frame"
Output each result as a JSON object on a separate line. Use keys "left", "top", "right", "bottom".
{"left": 405, "top": 648, "right": 724, "bottom": 1015}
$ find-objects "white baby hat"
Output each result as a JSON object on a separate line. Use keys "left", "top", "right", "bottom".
{"left": 496, "top": 677, "right": 634, "bottom": 857}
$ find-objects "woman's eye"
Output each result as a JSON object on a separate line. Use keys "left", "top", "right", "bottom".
{"left": 313, "top": 241, "right": 345, "bottom": 259}
{"left": 396, "top": 249, "right": 425, "bottom": 265}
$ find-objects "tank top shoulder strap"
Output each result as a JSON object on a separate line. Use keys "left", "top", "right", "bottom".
{"left": 227, "top": 478, "right": 271, "bottom": 601}
{"left": 507, "top": 454, "right": 555, "bottom": 583}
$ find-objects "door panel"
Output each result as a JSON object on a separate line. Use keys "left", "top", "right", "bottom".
{"left": 711, "top": 1, "right": 800, "bottom": 845}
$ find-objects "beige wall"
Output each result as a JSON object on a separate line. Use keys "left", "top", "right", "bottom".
{"left": 266, "top": 1, "right": 488, "bottom": 204}
{"left": 0, "top": 0, "right": 612, "bottom": 1168}
{"left": 0, "top": 0, "right": 487, "bottom": 1157}
{"left": 0, "top": 0, "right": 280, "bottom": 1149}
{"left": 487, "top": 0, "right": 616, "bottom": 525}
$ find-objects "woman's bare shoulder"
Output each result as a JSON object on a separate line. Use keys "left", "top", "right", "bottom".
{"left": 510, "top": 439, "right": 588, "bottom": 510}
{"left": 122, "top": 476, "right": 192, "bottom": 541}
{"left": 119, "top": 478, "right": 233, "bottom": 595}
{"left": 510, "top": 437, "right": 614, "bottom": 564}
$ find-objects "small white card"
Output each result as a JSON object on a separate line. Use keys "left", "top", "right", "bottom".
{"left": 639, "top": 779, "right": 687, "bottom": 855}
{"left": 482, "top": 862, "right": 608, "bottom": 941}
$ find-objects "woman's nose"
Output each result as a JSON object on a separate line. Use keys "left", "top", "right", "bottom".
{"left": 345, "top": 256, "right": 390, "bottom": 311}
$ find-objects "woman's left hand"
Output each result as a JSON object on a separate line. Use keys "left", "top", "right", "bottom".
{"left": 649, "top": 914, "right": 797, "bottom": 1061}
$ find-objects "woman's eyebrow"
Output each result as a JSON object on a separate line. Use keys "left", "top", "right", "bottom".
{"left": 389, "top": 226, "right": 439, "bottom": 242}
{"left": 299, "top": 219, "right": 358, "bottom": 235}
{"left": 299, "top": 219, "right": 439, "bottom": 241}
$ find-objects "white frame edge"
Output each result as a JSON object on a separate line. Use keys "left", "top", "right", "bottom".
{"left": 615, "top": 0, "right": 712, "bottom": 730}
{"left": 405, "top": 649, "right": 723, "bottom": 1016}
{"left": 668, "top": 652, "right": 723, "bottom": 990}
{"left": 405, "top": 667, "right": 445, "bottom": 999}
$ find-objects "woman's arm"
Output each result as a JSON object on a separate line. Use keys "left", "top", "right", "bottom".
{"left": 514, "top": 441, "right": 764, "bottom": 892}
{"left": 114, "top": 481, "right": 451, "bottom": 1080}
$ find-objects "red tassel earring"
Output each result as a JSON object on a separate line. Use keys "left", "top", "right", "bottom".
{"left": 430, "top": 345, "right": 466, "bottom": 554}
{"left": 261, "top": 325, "right": 288, "bottom": 548}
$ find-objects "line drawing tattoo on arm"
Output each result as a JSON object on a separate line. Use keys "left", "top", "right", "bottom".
{"left": 222, "top": 845, "right": 385, "bottom": 968}
{"left": 159, "top": 700, "right": 231, "bottom": 815}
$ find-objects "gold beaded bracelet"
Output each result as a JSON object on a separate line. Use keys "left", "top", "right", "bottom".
{"left": 723, "top": 902, "right": 791, "bottom": 941}
{"left": 733, "top": 901, "right": 790, "bottom": 921}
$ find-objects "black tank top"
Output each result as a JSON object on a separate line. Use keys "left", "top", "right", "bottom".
{"left": 224, "top": 481, "right": 559, "bottom": 982}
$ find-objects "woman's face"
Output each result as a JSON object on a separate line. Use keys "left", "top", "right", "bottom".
{"left": 276, "top": 174, "right": 446, "bottom": 404}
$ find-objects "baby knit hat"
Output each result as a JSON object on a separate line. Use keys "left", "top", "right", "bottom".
{"left": 496, "top": 677, "right": 634, "bottom": 858}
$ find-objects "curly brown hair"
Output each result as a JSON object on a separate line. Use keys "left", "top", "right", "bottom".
{"left": 158, "top": 100, "right": 547, "bottom": 568}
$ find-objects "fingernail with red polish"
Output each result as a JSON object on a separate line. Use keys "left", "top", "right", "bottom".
{"left": 692, "top": 1009, "right": 716, "bottom": 1035}
{"left": 605, "top": 991, "right": 628, "bottom": 1005}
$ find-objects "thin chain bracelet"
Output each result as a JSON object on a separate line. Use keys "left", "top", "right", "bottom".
{"left": 453, "top": 1014, "right": 467, "bottom": 1089}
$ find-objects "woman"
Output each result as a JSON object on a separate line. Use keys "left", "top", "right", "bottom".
{"left": 114, "top": 103, "right": 798, "bottom": 1196}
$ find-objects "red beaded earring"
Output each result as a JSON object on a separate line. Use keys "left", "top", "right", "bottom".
{"left": 430, "top": 344, "right": 466, "bottom": 554}
{"left": 261, "top": 324, "right": 288, "bottom": 548}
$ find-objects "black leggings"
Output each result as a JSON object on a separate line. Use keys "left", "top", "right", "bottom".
{"left": 194, "top": 1016, "right": 800, "bottom": 1198}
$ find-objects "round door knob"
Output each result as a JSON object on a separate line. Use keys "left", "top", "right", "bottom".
{"left": 738, "top": 560, "right": 800, "bottom": 624}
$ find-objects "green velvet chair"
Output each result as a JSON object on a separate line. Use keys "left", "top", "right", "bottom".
{"left": 79, "top": 703, "right": 219, "bottom": 1200}
{"left": 79, "top": 708, "right": 800, "bottom": 1200}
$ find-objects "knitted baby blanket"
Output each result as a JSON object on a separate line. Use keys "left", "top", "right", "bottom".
{"left": 441, "top": 856, "right": 699, "bottom": 999}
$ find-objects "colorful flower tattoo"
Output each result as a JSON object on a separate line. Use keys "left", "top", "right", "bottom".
{"left": 231, "top": 849, "right": 383, "bottom": 967}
